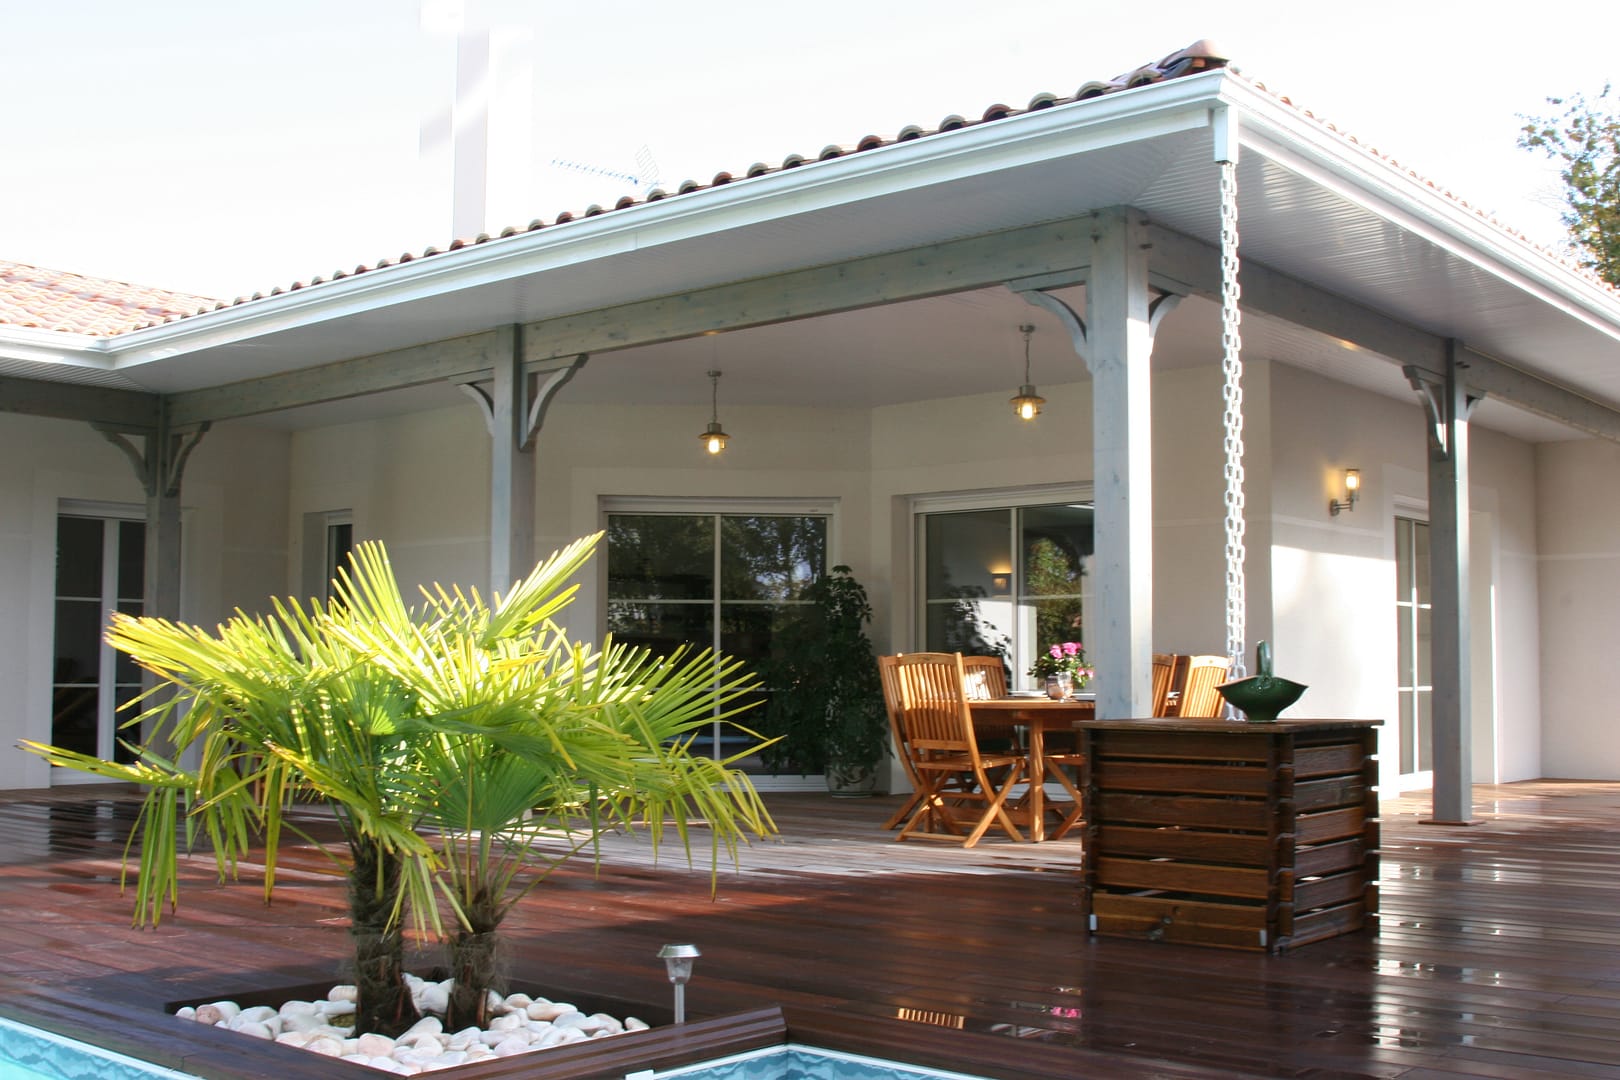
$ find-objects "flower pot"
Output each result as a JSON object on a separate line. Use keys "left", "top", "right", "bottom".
{"left": 825, "top": 761, "right": 880, "bottom": 797}
{"left": 1045, "top": 673, "right": 1073, "bottom": 700}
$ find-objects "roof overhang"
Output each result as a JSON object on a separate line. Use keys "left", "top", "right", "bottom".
{"left": 4, "top": 68, "right": 1618, "bottom": 440}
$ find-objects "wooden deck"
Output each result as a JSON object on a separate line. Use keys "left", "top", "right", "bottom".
{"left": 2, "top": 780, "right": 1619, "bottom": 1078}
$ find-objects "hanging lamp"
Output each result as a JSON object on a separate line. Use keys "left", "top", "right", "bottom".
{"left": 699, "top": 369, "right": 730, "bottom": 454}
{"left": 1009, "top": 324, "right": 1045, "bottom": 420}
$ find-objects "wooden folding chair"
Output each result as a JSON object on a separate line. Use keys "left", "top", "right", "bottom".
{"left": 890, "top": 652, "right": 1026, "bottom": 847}
{"left": 1177, "top": 654, "right": 1233, "bottom": 718}
{"left": 1151, "top": 652, "right": 1180, "bottom": 717}
{"left": 959, "top": 654, "right": 1008, "bottom": 700}
{"left": 878, "top": 655, "right": 921, "bottom": 830}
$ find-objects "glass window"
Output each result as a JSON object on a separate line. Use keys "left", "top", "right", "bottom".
{"left": 920, "top": 502, "right": 1093, "bottom": 690}
{"left": 606, "top": 510, "right": 828, "bottom": 777}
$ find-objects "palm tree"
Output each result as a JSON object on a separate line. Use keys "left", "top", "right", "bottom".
{"left": 21, "top": 534, "right": 774, "bottom": 1036}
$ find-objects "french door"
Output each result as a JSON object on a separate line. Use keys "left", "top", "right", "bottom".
{"left": 51, "top": 511, "right": 146, "bottom": 778}
{"left": 1394, "top": 515, "right": 1433, "bottom": 782}
{"left": 604, "top": 506, "right": 829, "bottom": 782}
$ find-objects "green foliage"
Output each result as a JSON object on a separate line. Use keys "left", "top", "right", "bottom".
{"left": 1519, "top": 84, "right": 1620, "bottom": 286}
{"left": 20, "top": 533, "right": 775, "bottom": 1035}
{"left": 757, "top": 566, "right": 890, "bottom": 775}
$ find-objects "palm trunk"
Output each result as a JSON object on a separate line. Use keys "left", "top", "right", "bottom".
{"left": 444, "top": 890, "right": 501, "bottom": 1031}
{"left": 348, "top": 841, "right": 421, "bottom": 1037}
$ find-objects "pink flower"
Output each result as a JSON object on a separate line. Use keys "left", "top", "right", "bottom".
{"left": 1049, "top": 645, "right": 1063, "bottom": 660}
{"left": 1061, "top": 642, "right": 1081, "bottom": 657}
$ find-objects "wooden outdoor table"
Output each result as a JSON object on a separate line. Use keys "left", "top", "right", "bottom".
{"left": 968, "top": 696, "right": 1094, "bottom": 843}
{"left": 1074, "top": 717, "right": 1381, "bottom": 952}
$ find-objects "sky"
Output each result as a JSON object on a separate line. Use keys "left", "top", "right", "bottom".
{"left": 4, "top": 0, "right": 1616, "bottom": 301}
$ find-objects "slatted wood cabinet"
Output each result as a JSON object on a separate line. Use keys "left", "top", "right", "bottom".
{"left": 1075, "top": 718, "right": 1380, "bottom": 952}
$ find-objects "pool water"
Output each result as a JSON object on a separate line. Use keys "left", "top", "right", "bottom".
{"left": 646, "top": 1044, "right": 991, "bottom": 1080}
{"left": 0, "top": 1017, "right": 204, "bottom": 1080}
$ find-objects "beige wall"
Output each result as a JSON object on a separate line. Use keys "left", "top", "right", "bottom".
{"left": 1535, "top": 438, "right": 1620, "bottom": 779}
{"left": 0, "top": 416, "right": 289, "bottom": 789}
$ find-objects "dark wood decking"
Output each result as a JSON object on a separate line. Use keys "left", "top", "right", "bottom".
{"left": 2, "top": 781, "right": 1619, "bottom": 1079}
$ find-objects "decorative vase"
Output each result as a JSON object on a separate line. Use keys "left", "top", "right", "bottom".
{"left": 1045, "top": 673, "right": 1073, "bottom": 700}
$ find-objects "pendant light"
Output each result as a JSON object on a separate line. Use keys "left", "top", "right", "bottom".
{"left": 1009, "top": 324, "right": 1045, "bottom": 421}
{"left": 699, "top": 369, "right": 730, "bottom": 454}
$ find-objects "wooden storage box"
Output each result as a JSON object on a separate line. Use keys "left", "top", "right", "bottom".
{"left": 1076, "top": 718, "right": 1380, "bottom": 952}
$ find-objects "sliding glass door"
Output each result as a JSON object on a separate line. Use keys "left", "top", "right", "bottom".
{"left": 918, "top": 499, "right": 1093, "bottom": 691}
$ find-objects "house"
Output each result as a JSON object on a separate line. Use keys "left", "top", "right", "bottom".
{"left": 4, "top": 42, "right": 1619, "bottom": 813}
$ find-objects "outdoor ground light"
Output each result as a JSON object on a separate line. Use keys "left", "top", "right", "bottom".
{"left": 657, "top": 943, "right": 700, "bottom": 1023}
{"left": 1329, "top": 468, "right": 1361, "bottom": 516}
{"left": 699, "top": 370, "right": 730, "bottom": 454}
{"left": 1009, "top": 323, "right": 1045, "bottom": 421}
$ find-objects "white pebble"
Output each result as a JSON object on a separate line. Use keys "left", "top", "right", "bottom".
{"left": 274, "top": 1031, "right": 312, "bottom": 1048}
{"left": 236, "top": 1006, "right": 278, "bottom": 1025}
{"left": 525, "top": 1001, "right": 573, "bottom": 1021}
{"left": 319, "top": 999, "right": 356, "bottom": 1019}
{"left": 625, "top": 1016, "right": 650, "bottom": 1031}
{"left": 305, "top": 1035, "right": 345, "bottom": 1057}
{"left": 488, "top": 1012, "right": 524, "bottom": 1032}
{"left": 234, "top": 1021, "right": 275, "bottom": 1040}
{"left": 503, "top": 993, "right": 533, "bottom": 1010}
{"left": 551, "top": 1010, "right": 589, "bottom": 1029}
{"left": 556, "top": 1026, "right": 589, "bottom": 1045}
{"left": 173, "top": 1006, "right": 196, "bottom": 1021}
{"left": 355, "top": 1032, "right": 395, "bottom": 1056}
{"left": 493, "top": 1034, "right": 532, "bottom": 1056}
{"left": 328, "top": 985, "right": 359, "bottom": 1003}
{"left": 403, "top": 1016, "right": 443, "bottom": 1038}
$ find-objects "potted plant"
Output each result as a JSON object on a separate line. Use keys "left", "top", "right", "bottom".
{"left": 758, "top": 565, "right": 891, "bottom": 795}
{"left": 1028, "top": 641, "right": 1093, "bottom": 699}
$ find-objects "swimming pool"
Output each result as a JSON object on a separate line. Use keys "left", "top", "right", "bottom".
{"left": 645, "top": 1044, "right": 990, "bottom": 1080}
{"left": 0, "top": 1015, "right": 986, "bottom": 1080}
{"left": 0, "top": 1016, "right": 204, "bottom": 1080}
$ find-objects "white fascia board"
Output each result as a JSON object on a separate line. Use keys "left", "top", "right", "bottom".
{"left": 1220, "top": 78, "right": 1620, "bottom": 345}
{"left": 105, "top": 72, "right": 1231, "bottom": 372}
{"left": 0, "top": 325, "right": 113, "bottom": 370}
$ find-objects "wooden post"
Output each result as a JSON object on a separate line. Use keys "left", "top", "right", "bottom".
{"left": 1085, "top": 208, "right": 1156, "bottom": 719}
{"left": 1406, "top": 342, "right": 1482, "bottom": 825}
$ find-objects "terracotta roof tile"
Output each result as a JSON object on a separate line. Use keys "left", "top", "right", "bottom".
{"left": 0, "top": 259, "right": 219, "bottom": 336}
{"left": 149, "top": 40, "right": 1227, "bottom": 331}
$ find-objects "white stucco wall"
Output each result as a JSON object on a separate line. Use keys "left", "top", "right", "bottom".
{"left": 1265, "top": 364, "right": 1545, "bottom": 791}
{"left": 1535, "top": 438, "right": 1620, "bottom": 780}
{"left": 1, "top": 416, "right": 289, "bottom": 789}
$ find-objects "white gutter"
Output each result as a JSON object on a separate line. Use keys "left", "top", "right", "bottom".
{"left": 104, "top": 70, "right": 1232, "bottom": 371}
{"left": 1218, "top": 76, "right": 1620, "bottom": 343}
{"left": 0, "top": 324, "right": 114, "bottom": 371}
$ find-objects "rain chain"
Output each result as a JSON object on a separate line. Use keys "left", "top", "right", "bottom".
{"left": 1220, "top": 158, "right": 1248, "bottom": 686}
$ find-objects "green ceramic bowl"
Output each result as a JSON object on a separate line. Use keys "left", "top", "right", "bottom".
{"left": 1216, "top": 675, "right": 1307, "bottom": 723}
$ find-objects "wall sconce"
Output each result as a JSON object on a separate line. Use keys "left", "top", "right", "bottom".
{"left": 1329, "top": 468, "right": 1361, "bottom": 516}
{"left": 656, "top": 943, "right": 700, "bottom": 1023}
{"left": 1009, "top": 324, "right": 1045, "bottom": 421}
{"left": 698, "top": 370, "right": 730, "bottom": 455}
{"left": 988, "top": 562, "right": 1012, "bottom": 593}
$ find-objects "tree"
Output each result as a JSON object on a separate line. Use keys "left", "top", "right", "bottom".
{"left": 1519, "top": 83, "right": 1620, "bottom": 286}
{"left": 21, "top": 534, "right": 774, "bottom": 1036}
